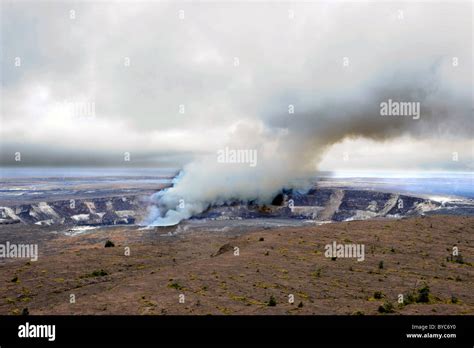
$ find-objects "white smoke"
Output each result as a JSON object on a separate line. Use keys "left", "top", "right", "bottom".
{"left": 145, "top": 71, "right": 471, "bottom": 226}
{"left": 143, "top": 120, "right": 317, "bottom": 226}
{"left": 143, "top": 3, "right": 472, "bottom": 226}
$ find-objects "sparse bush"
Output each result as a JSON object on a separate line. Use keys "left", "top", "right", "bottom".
{"left": 82, "top": 269, "right": 108, "bottom": 278}
{"left": 450, "top": 295, "right": 459, "bottom": 304}
{"left": 404, "top": 293, "right": 416, "bottom": 304}
{"left": 378, "top": 261, "right": 384, "bottom": 269}
{"left": 168, "top": 282, "right": 183, "bottom": 290}
{"left": 267, "top": 295, "right": 277, "bottom": 307}
{"left": 312, "top": 268, "right": 322, "bottom": 278}
{"left": 92, "top": 269, "right": 108, "bottom": 277}
{"left": 374, "top": 291, "right": 384, "bottom": 299}
{"left": 417, "top": 284, "right": 430, "bottom": 303}
{"left": 104, "top": 240, "right": 115, "bottom": 248}
{"left": 403, "top": 284, "right": 430, "bottom": 305}
{"left": 298, "top": 301, "right": 303, "bottom": 308}
{"left": 378, "top": 301, "right": 394, "bottom": 313}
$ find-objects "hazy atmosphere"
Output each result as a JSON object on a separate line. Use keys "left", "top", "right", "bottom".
{"left": 1, "top": 1, "right": 472, "bottom": 171}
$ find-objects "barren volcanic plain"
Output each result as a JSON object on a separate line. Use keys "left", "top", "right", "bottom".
{"left": 0, "top": 215, "right": 472, "bottom": 315}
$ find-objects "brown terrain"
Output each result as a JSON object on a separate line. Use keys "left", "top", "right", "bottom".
{"left": 0, "top": 215, "right": 472, "bottom": 315}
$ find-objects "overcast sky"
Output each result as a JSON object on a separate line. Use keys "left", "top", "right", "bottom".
{"left": 0, "top": 1, "right": 472, "bottom": 171}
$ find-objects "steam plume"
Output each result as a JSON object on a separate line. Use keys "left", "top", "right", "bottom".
{"left": 144, "top": 65, "right": 470, "bottom": 226}
{"left": 143, "top": 4, "right": 471, "bottom": 226}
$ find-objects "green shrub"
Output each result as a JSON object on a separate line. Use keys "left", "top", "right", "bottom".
{"left": 373, "top": 291, "right": 384, "bottom": 299}
{"left": 168, "top": 282, "right": 183, "bottom": 290}
{"left": 267, "top": 295, "right": 277, "bottom": 307}
{"left": 82, "top": 269, "right": 108, "bottom": 278}
{"left": 378, "top": 301, "right": 394, "bottom": 313}
{"left": 417, "top": 284, "right": 430, "bottom": 303}
{"left": 402, "top": 284, "right": 432, "bottom": 305}
{"left": 312, "top": 268, "right": 322, "bottom": 278}
{"left": 404, "top": 293, "right": 416, "bottom": 304}
{"left": 92, "top": 269, "right": 108, "bottom": 277}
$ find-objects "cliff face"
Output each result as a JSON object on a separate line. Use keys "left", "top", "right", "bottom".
{"left": 193, "top": 188, "right": 442, "bottom": 222}
{"left": 0, "top": 188, "right": 443, "bottom": 226}
{"left": 0, "top": 196, "right": 145, "bottom": 226}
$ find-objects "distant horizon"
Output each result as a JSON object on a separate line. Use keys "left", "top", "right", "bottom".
{"left": 1, "top": 166, "right": 472, "bottom": 178}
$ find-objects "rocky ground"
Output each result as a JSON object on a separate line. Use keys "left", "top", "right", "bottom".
{"left": 0, "top": 215, "right": 472, "bottom": 315}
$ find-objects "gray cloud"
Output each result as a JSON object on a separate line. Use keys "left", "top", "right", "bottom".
{"left": 0, "top": 1, "right": 472, "bottom": 175}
